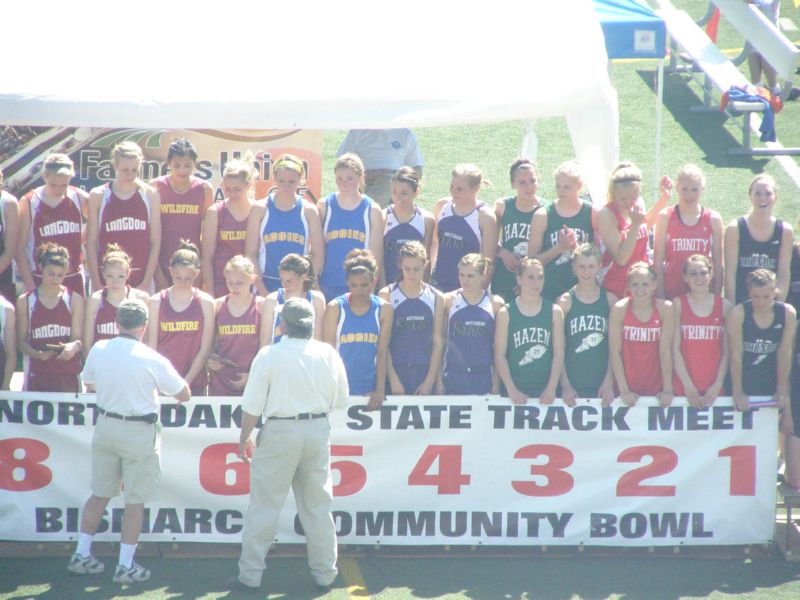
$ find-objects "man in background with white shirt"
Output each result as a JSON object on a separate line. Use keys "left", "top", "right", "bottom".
{"left": 68, "top": 299, "right": 189, "bottom": 584}
{"left": 236, "top": 296, "right": 349, "bottom": 590}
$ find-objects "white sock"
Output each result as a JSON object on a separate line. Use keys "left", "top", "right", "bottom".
{"left": 75, "top": 533, "right": 93, "bottom": 557}
{"left": 118, "top": 543, "right": 137, "bottom": 569}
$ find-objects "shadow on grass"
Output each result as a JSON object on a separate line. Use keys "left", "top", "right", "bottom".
{"left": 636, "top": 68, "right": 772, "bottom": 172}
{"left": 3, "top": 555, "right": 800, "bottom": 600}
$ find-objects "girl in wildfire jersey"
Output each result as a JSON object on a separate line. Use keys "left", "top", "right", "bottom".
{"left": 652, "top": 165, "right": 723, "bottom": 299}
{"left": 379, "top": 241, "right": 444, "bottom": 395}
{"left": 672, "top": 255, "right": 731, "bottom": 407}
{"left": 83, "top": 244, "right": 150, "bottom": 355}
{"left": 609, "top": 262, "right": 673, "bottom": 406}
{"left": 724, "top": 174, "right": 793, "bottom": 304}
{"left": 0, "top": 294, "right": 15, "bottom": 390}
{"left": 87, "top": 141, "right": 161, "bottom": 292}
{"left": 150, "top": 138, "right": 213, "bottom": 291}
{"left": 17, "top": 154, "right": 87, "bottom": 296}
{"left": 147, "top": 242, "right": 214, "bottom": 395}
{"left": 16, "top": 243, "right": 83, "bottom": 392}
{"left": 495, "top": 258, "right": 564, "bottom": 405}
{"left": 201, "top": 154, "right": 257, "bottom": 299}
{"left": 207, "top": 256, "right": 264, "bottom": 396}
{"left": 245, "top": 154, "right": 324, "bottom": 295}
{"left": 0, "top": 168, "right": 20, "bottom": 303}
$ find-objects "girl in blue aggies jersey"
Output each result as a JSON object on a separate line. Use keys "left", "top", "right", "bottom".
{"left": 379, "top": 241, "right": 445, "bottom": 395}
{"left": 437, "top": 253, "right": 504, "bottom": 395}
{"left": 382, "top": 167, "right": 434, "bottom": 285}
{"left": 318, "top": 154, "right": 384, "bottom": 300}
{"left": 245, "top": 154, "right": 324, "bottom": 296}
{"left": 324, "top": 249, "right": 393, "bottom": 409}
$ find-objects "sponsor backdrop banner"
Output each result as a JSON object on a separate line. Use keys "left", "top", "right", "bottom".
{"left": 0, "top": 127, "right": 323, "bottom": 202}
{"left": 0, "top": 393, "right": 777, "bottom": 546}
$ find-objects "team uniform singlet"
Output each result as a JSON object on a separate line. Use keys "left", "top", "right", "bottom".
{"left": 335, "top": 294, "right": 381, "bottom": 395}
{"left": 0, "top": 296, "right": 11, "bottom": 380}
{"left": 23, "top": 288, "right": 81, "bottom": 392}
{"left": 0, "top": 191, "right": 16, "bottom": 301}
{"left": 504, "top": 298, "right": 554, "bottom": 398}
{"left": 432, "top": 201, "right": 484, "bottom": 293}
{"left": 319, "top": 194, "right": 373, "bottom": 300}
{"left": 540, "top": 199, "right": 593, "bottom": 301}
{"left": 97, "top": 184, "right": 151, "bottom": 288}
{"left": 212, "top": 202, "right": 249, "bottom": 298}
{"left": 741, "top": 300, "right": 785, "bottom": 396}
{"left": 621, "top": 300, "right": 663, "bottom": 396}
{"left": 92, "top": 287, "right": 133, "bottom": 345}
{"left": 735, "top": 216, "right": 784, "bottom": 304}
{"left": 269, "top": 289, "right": 315, "bottom": 344}
{"left": 672, "top": 294, "right": 725, "bottom": 395}
{"left": 258, "top": 195, "right": 309, "bottom": 293}
{"left": 563, "top": 289, "right": 610, "bottom": 398}
{"left": 23, "top": 186, "right": 85, "bottom": 296}
{"left": 383, "top": 206, "right": 425, "bottom": 284}
{"left": 661, "top": 206, "right": 714, "bottom": 299}
{"left": 388, "top": 283, "right": 436, "bottom": 392}
{"left": 156, "top": 176, "right": 206, "bottom": 276}
{"left": 492, "top": 197, "right": 539, "bottom": 303}
{"left": 787, "top": 244, "right": 800, "bottom": 316}
{"left": 601, "top": 202, "right": 649, "bottom": 298}
{"left": 209, "top": 295, "right": 260, "bottom": 396}
{"left": 157, "top": 289, "right": 207, "bottom": 394}
{"left": 442, "top": 291, "right": 495, "bottom": 394}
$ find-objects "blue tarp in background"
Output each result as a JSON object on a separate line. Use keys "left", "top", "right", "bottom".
{"left": 594, "top": 0, "right": 667, "bottom": 59}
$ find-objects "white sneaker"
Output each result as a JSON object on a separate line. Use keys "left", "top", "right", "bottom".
{"left": 112, "top": 562, "right": 151, "bottom": 584}
{"left": 67, "top": 552, "right": 105, "bottom": 574}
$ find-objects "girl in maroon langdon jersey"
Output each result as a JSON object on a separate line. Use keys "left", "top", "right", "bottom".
{"left": 652, "top": 164, "right": 724, "bottom": 299}
{"left": 0, "top": 167, "right": 20, "bottom": 302}
{"left": 147, "top": 242, "right": 215, "bottom": 395}
{"left": 86, "top": 141, "right": 162, "bottom": 292}
{"left": 207, "top": 256, "right": 264, "bottom": 396}
{"left": 150, "top": 138, "right": 213, "bottom": 291}
{"left": 16, "top": 243, "right": 84, "bottom": 392}
{"left": 17, "top": 153, "right": 88, "bottom": 297}
{"left": 0, "top": 294, "right": 15, "bottom": 390}
{"left": 608, "top": 262, "right": 673, "bottom": 407}
{"left": 82, "top": 244, "right": 150, "bottom": 356}
{"left": 201, "top": 153, "right": 257, "bottom": 298}
{"left": 672, "top": 255, "right": 731, "bottom": 408}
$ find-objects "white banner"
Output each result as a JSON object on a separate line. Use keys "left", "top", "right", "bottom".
{"left": 0, "top": 393, "right": 778, "bottom": 546}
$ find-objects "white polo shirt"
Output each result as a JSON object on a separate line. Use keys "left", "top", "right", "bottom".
{"left": 337, "top": 129, "right": 424, "bottom": 171}
{"left": 82, "top": 336, "right": 187, "bottom": 416}
{"left": 242, "top": 336, "right": 349, "bottom": 419}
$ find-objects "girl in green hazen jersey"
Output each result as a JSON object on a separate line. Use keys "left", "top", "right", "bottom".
{"left": 492, "top": 158, "right": 543, "bottom": 303}
{"left": 557, "top": 243, "right": 616, "bottom": 406}
{"left": 494, "top": 258, "right": 564, "bottom": 405}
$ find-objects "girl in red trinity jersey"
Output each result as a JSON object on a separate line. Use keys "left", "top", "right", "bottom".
{"left": 17, "top": 153, "right": 88, "bottom": 297}
{"left": 87, "top": 141, "right": 162, "bottom": 293}
{"left": 16, "top": 243, "right": 83, "bottom": 392}
{"left": 208, "top": 256, "right": 264, "bottom": 396}
{"left": 150, "top": 138, "right": 213, "bottom": 291}
{"left": 609, "top": 262, "right": 673, "bottom": 406}
{"left": 83, "top": 244, "right": 150, "bottom": 355}
{"left": 147, "top": 242, "right": 214, "bottom": 395}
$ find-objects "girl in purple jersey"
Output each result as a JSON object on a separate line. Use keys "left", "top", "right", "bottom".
{"left": 430, "top": 164, "right": 498, "bottom": 292}
{"left": 379, "top": 241, "right": 444, "bottom": 395}
{"left": 382, "top": 167, "right": 434, "bottom": 286}
{"left": 437, "top": 253, "right": 504, "bottom": 395}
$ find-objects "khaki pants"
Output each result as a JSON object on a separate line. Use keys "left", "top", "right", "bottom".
{"left": 238, "top": 417, "right": 337, "bottom": 587}
{"left": 365, "top": 170, "right": 394, "bottom": 208}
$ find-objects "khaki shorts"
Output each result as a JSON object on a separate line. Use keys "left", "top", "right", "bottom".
{"left": 91, "top": 414, "right": 161, "bottom": 504}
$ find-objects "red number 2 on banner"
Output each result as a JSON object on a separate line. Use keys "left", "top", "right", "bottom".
{"left": 616, "top": 446, "right": 677, "bottom": 497}
{"left": 0, "top": 437, "right": 53, "bottom": 491}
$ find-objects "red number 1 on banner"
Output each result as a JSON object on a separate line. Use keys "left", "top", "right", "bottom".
{"left": 718, "top": 445, "right": 756, "bottom": 496}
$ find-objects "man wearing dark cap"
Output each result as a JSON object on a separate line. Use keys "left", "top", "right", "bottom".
{"left": 68, "top": 299, "right": 190, "bottom": 584}
{"left": 237, "top": 296, "right": 349, "bottom": 590}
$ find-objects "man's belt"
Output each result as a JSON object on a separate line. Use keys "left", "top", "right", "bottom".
{"left": 268, "top": 413, "right": 327, "bottom": 421}
{"left": 98, "top": 407, "right": 158, "bottom": 424}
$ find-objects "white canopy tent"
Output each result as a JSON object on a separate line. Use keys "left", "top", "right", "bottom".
{"left": 0, "top": 0, "right": 619, "bottom": 200}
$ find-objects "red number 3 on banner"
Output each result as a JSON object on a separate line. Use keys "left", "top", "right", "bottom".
{"left": 0, "top": 438, "right": 53, "bottom": 491}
